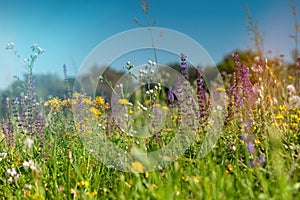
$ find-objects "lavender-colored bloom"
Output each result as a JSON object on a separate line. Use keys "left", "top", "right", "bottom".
{"left": 5, "top": 98, "right": 14, "bottom": 149}
{"left": 258, "top": 155, "right": 266, "bottom": 164}
{"left": 249, "top": 159, "right": 255, "bottom": 167}
{"left": 180, "top": 53, "right": 188, "bottom": 80}
{"left": 240, "top": 134, "right": 247, "bottom": 141}
{"left": 196, "top": 66, "right": 209, "bottom": 122}
{"left": 247, "top": 142, "right": 255, "bottom": 153}
{"left": 168, "top": 87, "right": 175, "bottom": 103}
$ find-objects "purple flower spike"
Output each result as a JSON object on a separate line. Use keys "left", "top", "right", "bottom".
{"left": 180, "top": 53, "right": 188, "bottom": 80}
{"left": 168, "top": 87, "right": 175, "bottom": 103}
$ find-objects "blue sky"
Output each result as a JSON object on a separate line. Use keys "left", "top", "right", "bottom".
{"left": 0, "top": 0, "right": 297, "bottom": 90}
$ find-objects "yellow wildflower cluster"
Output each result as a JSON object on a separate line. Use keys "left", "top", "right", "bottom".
{"left": 131, "top": 161, "right": 144, "bottom": 173}
{"left": 273, "top": 103, "right": 300, "bottom": 131}
{"left": 44, "top": 93, "right": 109, "bottom": 117}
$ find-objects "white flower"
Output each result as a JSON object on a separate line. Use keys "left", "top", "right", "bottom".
{"left": 126, "top": 61, "right": 131, "bottom": 65}
{"left": 6, "top": 168, "right": 17, "bottom": 177}
{"left": 289, "top": 95, "right": 300, "bottom": 108}
{"left": 0, "top": 152, "right": 7, "bottom": 161}
{"left": 148, "top": 60, "right": 153, "bottom": 65}
{"left": 287, "top": 85, "right": 296, "bottom": 96}
{"left": 23, "top": 160, "right": 36, "bottom": 170}
{"left": 24, "top": 138, "right": 34, "bottom": 148}
{"left": 231, "top": 146, "right": 236, "bottom": 151}
{"left": 254, "top": 56, "right": 260, "bottom": 63}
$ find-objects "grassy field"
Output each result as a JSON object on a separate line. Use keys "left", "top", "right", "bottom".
{"left": 0, "top": 46, "right": 300, "bottom": 200}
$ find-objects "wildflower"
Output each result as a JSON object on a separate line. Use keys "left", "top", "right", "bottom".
{"left": 150, "top": 184, "right": 158, "bottom": 190}
{"left": 275, "top": 114, "right": 284, "bottom": 120}
{"left": 216, "top": 87, "right": 226, "bottom": 92}
{"left": 231, "top": 145, "right": 236, "bottom": 151}
{"left": 279, "top": 105, "right": 288, "bottom": 111}
{"left": 6, "top": 168, "right": 19, "bottom": 183}
{"left": 226, "top": 164, "right": 234, "bottom": 173}
{"left": 258, "top": 155, "right": 266, "bottom": 164}
{"left": 86, "top": 190, "right": 98, "bottom": 196}
{"left": 288, "top": 95, "right": 300, "bottom": 108}
{"left": 180, "top": 53, "right": 188, "bottom": 80}
{"left": 24, "top": 138, "right": 34, "bottom": 148}
{"left": 89, "top": 107, "right": 101, "bottom": 116}
{"left": 31, "top": 44, "right": 45, "bottom": 55}
{"left": 249, "top": 159, "right": 255, "bottom": 167}
{"left": 240, "top": 134, "right": 247, "bottom": 141}
{"left": 168, "top": 87, "right": 175, "bottom": 103}
{"left": 6, "top": 168, "right": 17, "bottom": 177}
{"left": 182, "top": 175, "right": 189, "bottom": 182}
{"left": 95, "top": 96, "right": 105, "bottom": 105}
{"left": 131, "top": 161, "right": 144, "bottom": 173}
{"left": 247, "top": 142, "right": 256, "bottom": 153}
{"left": 118, "top": 99, "right": 132, "bottom": 105}
{"left": 23, "top": 160, "right": 36, "bottom": 170}
{"left": 193, "top": 176, "right": 200, "bottom": 183}
{"left": 197, "top": 65, "right": 209, "bottom": 123}
{"left": 0, "top": 152, "right": 7, "bottom": 161}
{"left": 77, "top": 180, "right": 89, "bottom": 187}
{"left": 287, "top": 85, "right": 296, "bottom": 96}
{"left": 162, "top": 106, "right": 169, "bottom": 111}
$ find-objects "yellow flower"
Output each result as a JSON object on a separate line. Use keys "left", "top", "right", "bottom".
{"left": 162, "top": 106, "right": 169, "bottom": 111}
{"left": 44, "top": 97, "right": 61, "bottom": 110}
{"left": 276, "top": 82, "right": 281, "bottom": 88}
{"left": 150, "top": 184, "right": 158, "bottom": 190}
{"left": 118, "top": 99, "right": 132, "bottom": 105}
{"left": 254, "top": 139, "right": 262, "bottom": 145}
{"left": 145, "top": 100, "right": 151, "bottom": 105}
{"left": 83, "top": 98, "right": 93, "bottom": 105}
{"left": 95, "top": 96, "right": 105, "bottom": 105}
{"left": 291, "top": 123, "right": 298, "bottom": 127}
{"left": 288, "top": 75, "right": 294, "bottom": 80}
{"left": 86, "top": 190, "right": 98, "bottom": 196}
{"left": 145, "top": 172, "right": 149, "bottom": 179}
{"left": 131, "top": 161, "right": 144, "bottom": 173}
{"left": 129, "top": 109, "right": 134, "bottom": 115}
{"left": 279, "top": 105, "right": 288, "bottom": 111}
{"left": 193, "top": 176, "right": 200, "bottom": 183}
{"left": 173, "top": 115, "right": 178, "bottom": 122}
{"left": 290, "top": 114, "right": 298, "bottom": 119}
{"left": 77, "top": 180, "right": 89, "bottom": 187}
{"left": 89, "top": 107, "right": 101, "bottom": 116}
{"left": 216, "top": 87, "right": 226, "bottom": 92}
{"left": 275, "top": 114, "right": 284, "bottom": 120}
{"left": 182, "top": 175, "right": 189, "bottom": 182}
{"left": 226, "top": 164, "right": 234, "bottom": 173}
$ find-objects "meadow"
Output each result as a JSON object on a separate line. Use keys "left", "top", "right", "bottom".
{"left": 1, "top": 2, "right": 300, "bottom": 200}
